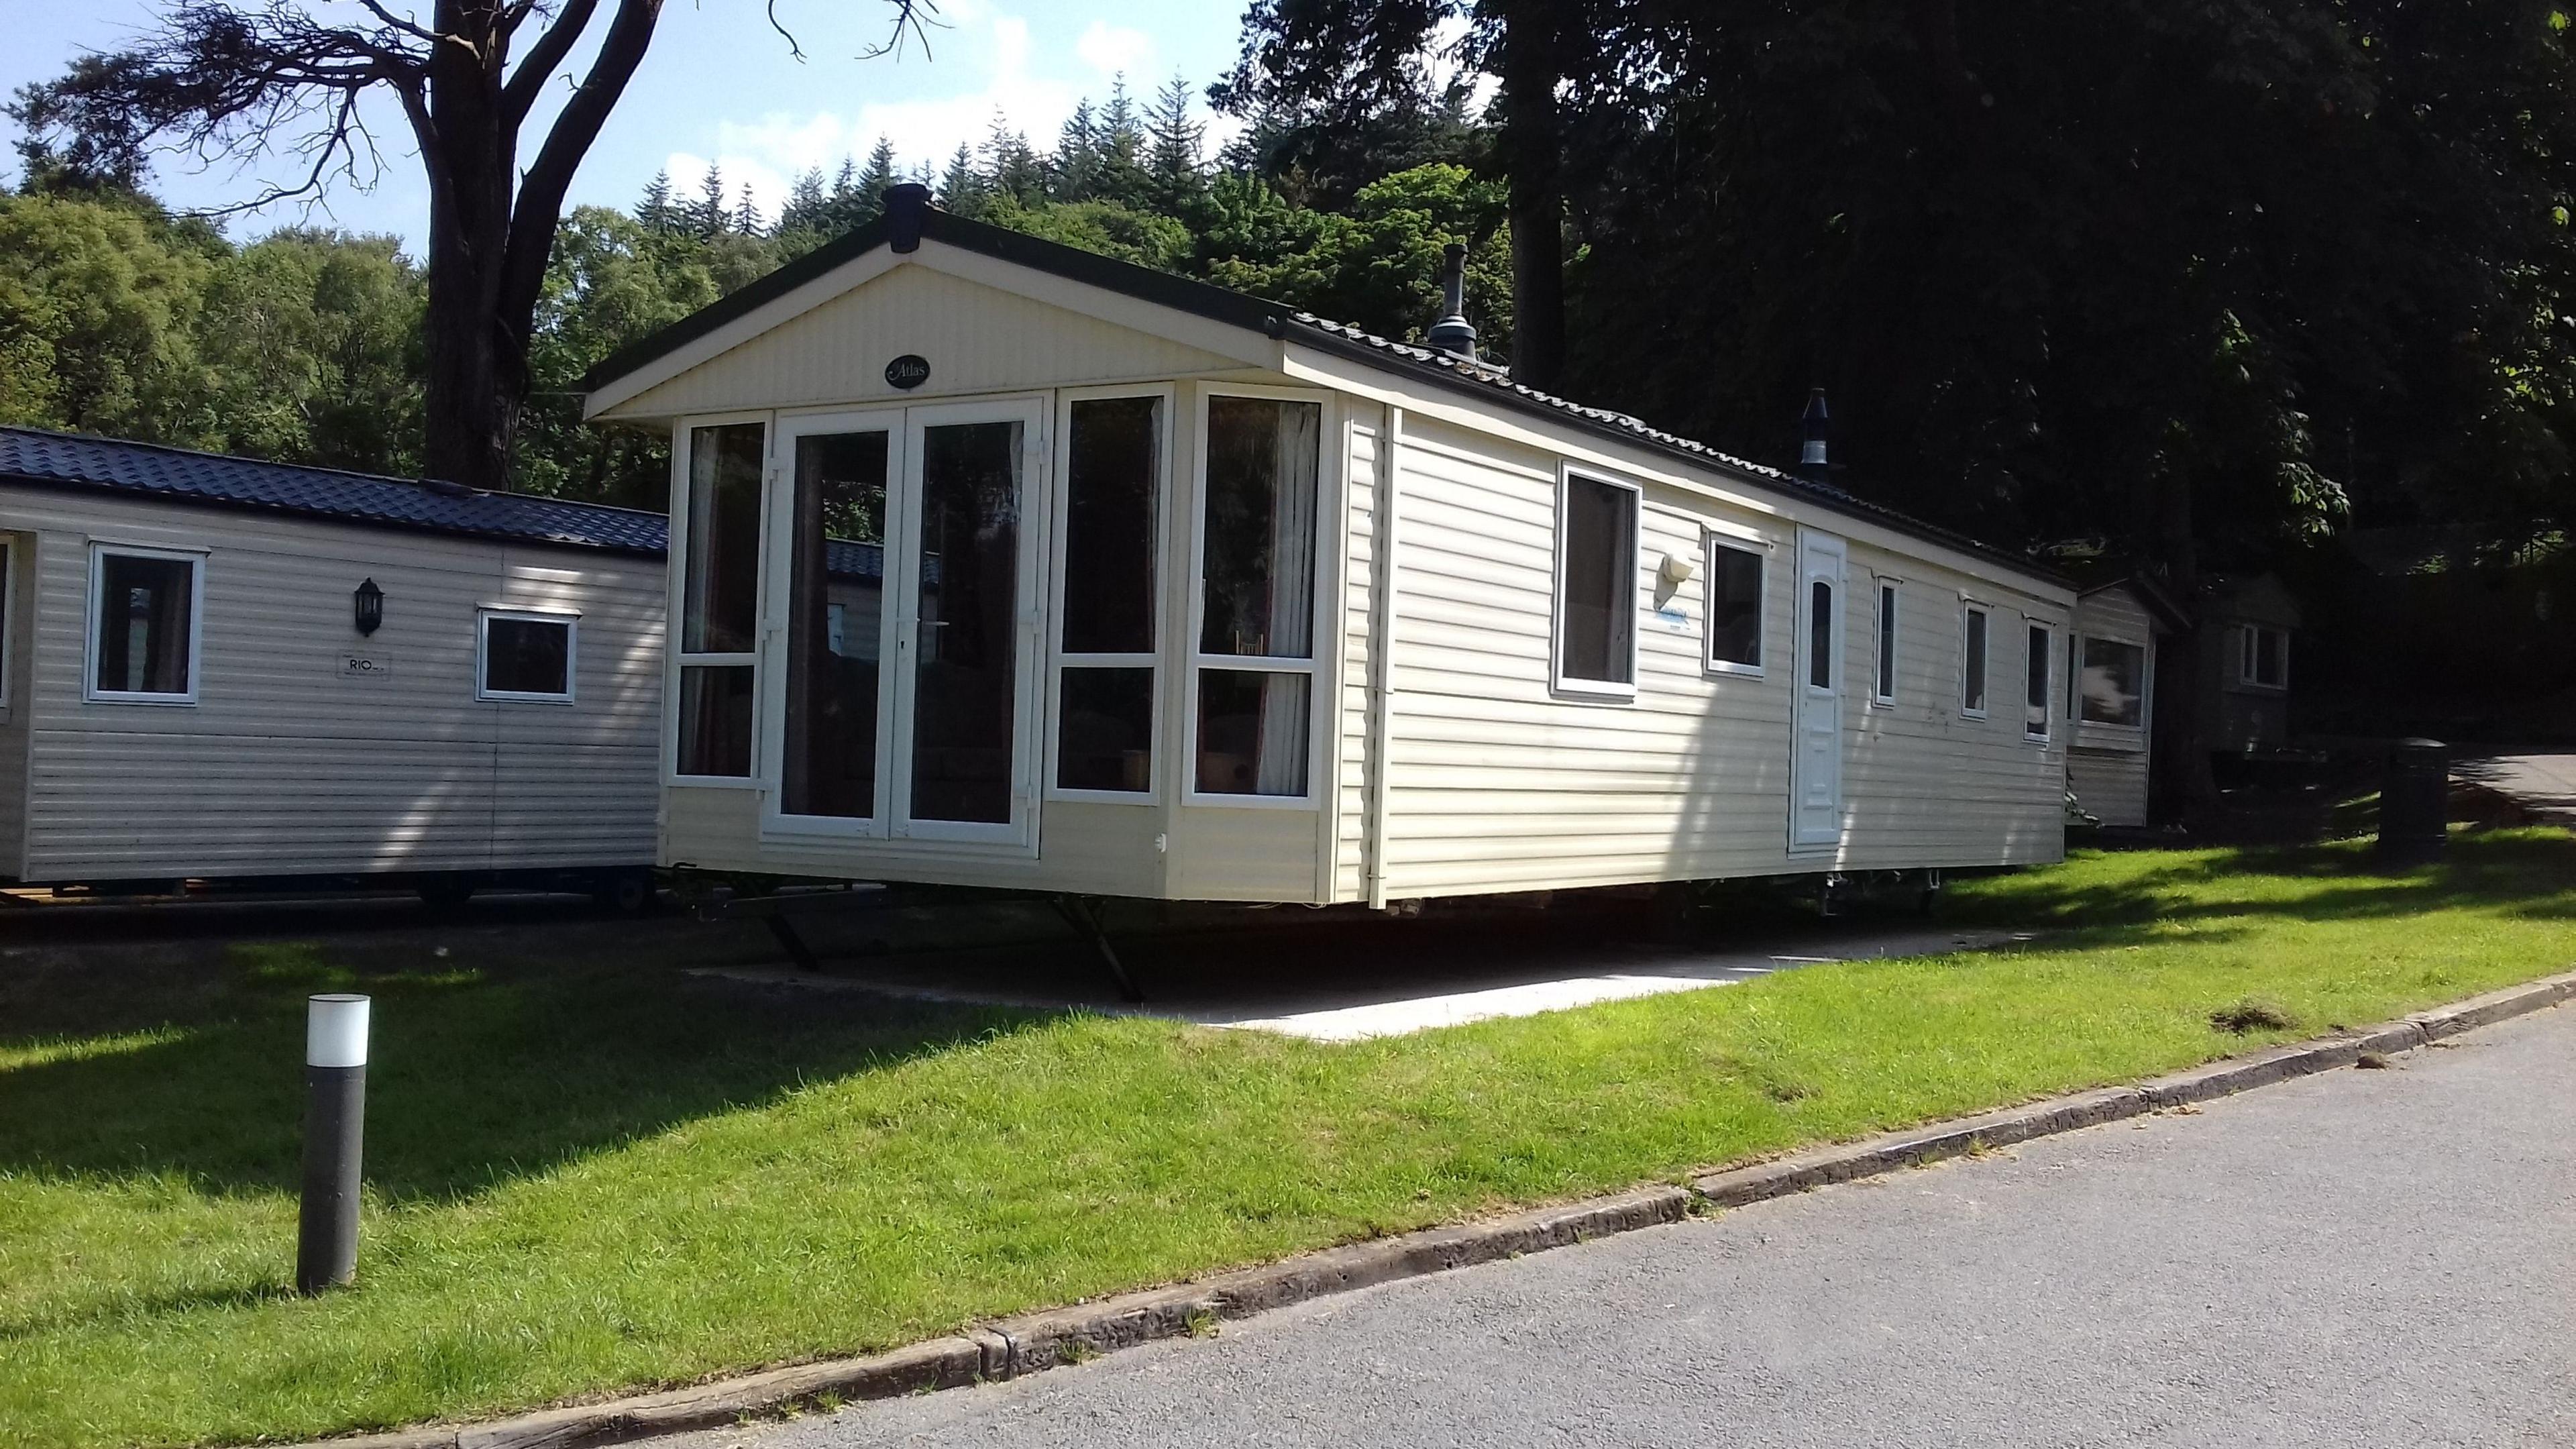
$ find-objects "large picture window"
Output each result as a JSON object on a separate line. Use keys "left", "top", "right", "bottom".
{"left": 1705, "top": 539, "right": 1764, "bottom": 674}
{"left": 1557, "top": 472, "right": 1639, "bottom": 693}
{"left": 2080, "top": 637, "right": 2148, "bottom": 727}
{"left": 1057, "top": 394, "right": 1163, "bottom": 796}
{"left": 87, "top": 545, "right": 202, "bottom": 704}
{"left": 1194, "top": 393, "right": 1322, "bottom": 798}
{"left": 478, "top": 610, "right": 576, "bottom": 702}
{"left": 676, "top": 420, "right": 765, "bottom": 778}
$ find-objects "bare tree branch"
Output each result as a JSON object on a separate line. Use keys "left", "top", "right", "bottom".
{"left": 859, "top": 0, "right": 941, "bottom": 60}
{"left": 502, "top": 0, "right": 600, "bottom": 121}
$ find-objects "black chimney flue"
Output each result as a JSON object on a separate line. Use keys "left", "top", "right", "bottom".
{"left": 1799, "top": 388, "right": 1830, "bottom": 482}
{"left": 884, "top": 182, "right": 930, "bottom": 252}
{"left": 1426, "top": 241, "right": 1478, "bottom": 360}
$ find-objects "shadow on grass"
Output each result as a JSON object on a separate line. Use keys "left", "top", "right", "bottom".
{"left": 1943, "top": 828, "right": 2576, "bottom": 934}
{"left": 0, "top": 942, "right": 1057, "bottom": 1203}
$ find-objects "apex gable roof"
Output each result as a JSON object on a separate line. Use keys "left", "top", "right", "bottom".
{"left": 580, "top": 204, "right": 2067, "bottom": 586}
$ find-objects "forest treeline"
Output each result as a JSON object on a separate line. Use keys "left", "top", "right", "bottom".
{"left": 9, "top": 0, "right": 2576, "bottom": 578}
{"left": 0, "top": 75, "right": 1509, "bottom": 512}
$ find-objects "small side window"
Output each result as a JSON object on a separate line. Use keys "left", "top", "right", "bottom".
{"left": 2240, "top": 625, "right": 2288, "bottom": 688}
{"left": 1705, "top": 541, "right": 1764, "bottom": 674}
{"left": 87, "top": 545, "right": 203, "bottom": 704}
{"left": 1556, "top": 472, "right": 1640, "bottom": 693}
{"left": 1960, "top": 604, "right": 1990, "bottom": 716}
{"left": 2025, "top": 623, "right": 2051, "bottom": 740}
{"left": 1873, "top": 581, "right": 1898, "bottom": 703}
{"left": 478, "top": 610, "right": 576, "bottom": 703}
{"left": 2080, "top": 637, "right": 2147, "bottom": 727}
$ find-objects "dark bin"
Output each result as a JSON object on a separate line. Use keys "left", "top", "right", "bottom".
{"left": 2377, "top": 737, "right": 2449, "bottom": 865}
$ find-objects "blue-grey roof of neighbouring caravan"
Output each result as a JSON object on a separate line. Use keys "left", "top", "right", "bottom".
{"left": 0, "top": 425, "right": 669, "bottom": 556}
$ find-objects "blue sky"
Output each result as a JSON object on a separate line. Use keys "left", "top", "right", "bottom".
{"left": 0, "top": 0, "right": 1252, "bottom": 251}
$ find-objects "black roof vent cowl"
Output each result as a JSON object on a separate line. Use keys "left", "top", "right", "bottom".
{"left": 885, "top": 182, "right": 931, "bottom": 252}
{"left": 1426, "top": 241, "right": 1479, "bottom": 360}
{"left": 1798, "top": 388, "right": 1831, "bottom": 483}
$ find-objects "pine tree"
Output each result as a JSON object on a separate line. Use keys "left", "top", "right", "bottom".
{"left": 638, "top": 168, "right": 678, "bottom": 233}
{"left": 938, "top": 142, "right": 985, "bottom": 217}
{"left": 983, "top": 111, "right": 1044, "bottom": 204}
{"left": 780, "top": 166, "right": 827, "bottom": 234}
{"left": 733, "top": 181, "right": 762, "bottom": 234}
{"left": 1096, "top": 74, "right": 1150, "bottom": 208}
{"left": 830, "top": 156, "right": 858, "bottom": 205}
{"left": 1144, "top": 74, "right": 1206, "bottom": 214}
{"left": 1053, "top": 99, "right": 1099, "bottom": 202}
{"left": 694, "top": 163, "right": 728, "bottom": 237}
{"left": 856, "top": 136, "right": 898, "bottom": 211}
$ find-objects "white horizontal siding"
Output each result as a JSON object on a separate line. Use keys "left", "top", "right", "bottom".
{"left": 1368, "top": 415, "right": 2068, "bottom": 900}
{"left": 2069, "top": 749, "right": 2148, "bottom": 827}
{"left": 0, "top": 528, "right": 35, "bottom": 874}
{"left": 1335, "top": 419, "right": 1379, "bottom": 902}
{"left": 2, "top": 484, "right": 663, "bottom": 881}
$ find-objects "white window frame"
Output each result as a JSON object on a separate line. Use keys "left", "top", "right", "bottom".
{"left": 1701, "top": 528, "right": 1768, "bottom": 680}
{"left": 1959, "top": 598, "right": 1991, "bottom": 720}
{"left": 1551, "top": 463, "right": 1643, "bottom": 701}
{"left": 2238, "top": 623, "right": 2290, "bottom": 690}
{"left": 1183, "top": 384, "right": 1335, "bottom": 810}
{"left": 2076, "top": 633, "right": 2153, "bottom": 736}
{"left": 83, "top": 541, "right": 207, "bottom": 706}
{"left": 1871, "top": 576, "right": 1900, "bottom": 706}
{"left": 2023, "top": 620, "right": 2052, "bottom": 742}
{"left": 667, "top": 411, "right": 771, "bottom": 786}
{"left": 476, "top": 606, "right": 579, "bottom": 704}
{"left": 1049, "top": 383, "right": 1175, "bottom": 805}
{"left": 0, "top": 533, "right": 16, "bottom": 710}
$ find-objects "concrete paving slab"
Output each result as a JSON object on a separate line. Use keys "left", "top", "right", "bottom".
{"left": 2455, "top": 753, "right": 2576, "bottom": 826}
{"left": 692, "top": 922, "right": 2032, "bottom": 1040}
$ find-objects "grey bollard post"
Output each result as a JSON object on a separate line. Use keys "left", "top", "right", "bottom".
{"left": 297, "top": 993, "right": 370, "bottom": 1295}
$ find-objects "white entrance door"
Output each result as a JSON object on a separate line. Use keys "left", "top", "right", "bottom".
{"left": 1790, "top": 528, "right": 1847, "bottom": 851}
{"left": 765, "top": 398, "right": 1046, "bottom": 849}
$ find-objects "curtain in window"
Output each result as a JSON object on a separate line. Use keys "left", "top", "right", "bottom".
{"left": 1255, "top": 404, "right": 1319, "bottom": 794}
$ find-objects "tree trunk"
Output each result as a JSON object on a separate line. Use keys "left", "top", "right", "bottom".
{"left": 1495, "top": 1, "right": 1566, "bottom": 393}
{"left": 417, "top": 1, "right": 525, "bottom": 492}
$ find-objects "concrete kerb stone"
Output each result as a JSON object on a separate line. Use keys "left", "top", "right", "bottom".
{"left": 295, "top": 971, "right": 2576, "bottom": 1449}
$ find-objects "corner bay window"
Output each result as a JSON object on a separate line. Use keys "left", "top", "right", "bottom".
{"left": 677, "top": 421, "right": 763, "bottom": 777}
{"left": 1057, "top": 395, "right": 1162, "bottom": 794}
{"left": 89, "top": 546, "right": 200, "bottom": 702}
{"left": 1195, "top": 394, "right": 1321, "bottom": 797}
{"left": 1558, "top": 473, "right": 1639, "bottom": 690}
{"left": 1706, "top": 540, "right": 1764, "bottom": 672}
{"left": 2080, "top": 637, "right": 2147, "bottom": 727}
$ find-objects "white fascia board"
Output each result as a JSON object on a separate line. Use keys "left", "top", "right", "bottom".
{"left": 1280, "top": 340, "right": 2076, "bottom": 608}
{"left": 909, "top": 244, "right": 1281, "bottom": 369}
{"left": 585, "top": 248, "right": 908, "bottom": 420}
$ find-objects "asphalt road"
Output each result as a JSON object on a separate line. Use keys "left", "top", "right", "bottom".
{"left": 680, "top": 1005, "right": 2576, "bottom": 1449}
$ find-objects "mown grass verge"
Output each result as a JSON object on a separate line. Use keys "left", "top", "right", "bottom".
{"left": 6, "top": 830, "right": 2573, "bottom": 1447}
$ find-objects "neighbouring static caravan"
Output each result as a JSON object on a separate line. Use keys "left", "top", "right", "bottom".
{"left": 580, "top": 186, "right": 2078, "bottom": 909}
{"left": 0, "top": 427, "right": 665, "bottom": 901}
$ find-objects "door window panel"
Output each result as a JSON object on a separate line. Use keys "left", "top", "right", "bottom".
{"left": 783, "top": 430, "right": 889, "bottom": 818}
{"left": 908, "top": 419, "right": 1023, "bottom": 824}
{"left": 1808, "top": 580, "right": 1835, "bottom": 689}
{"left": 1059, "top": 666, "right": 1155, "bottom": 792}
{"left": 677, "top": 664, "right": 755, "bottom": 776}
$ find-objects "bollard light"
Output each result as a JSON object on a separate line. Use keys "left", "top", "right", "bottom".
{"left": 297, "top": 994, "right": 370, "bottom": 1295}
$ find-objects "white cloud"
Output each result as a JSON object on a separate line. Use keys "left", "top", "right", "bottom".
{"left": 1074, "top": 21, "right": 1156, "bottom": 79}
{"left": 665, "top": 3, "right": 1087, "bottom": 221}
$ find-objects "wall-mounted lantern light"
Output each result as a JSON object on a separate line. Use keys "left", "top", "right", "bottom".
{"left": 354, "top": 578, "right": 384, "bottom": 636}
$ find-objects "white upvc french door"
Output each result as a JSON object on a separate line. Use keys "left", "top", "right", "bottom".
{"left": 762, "top": 396, "right": 1048, "bottom": 849}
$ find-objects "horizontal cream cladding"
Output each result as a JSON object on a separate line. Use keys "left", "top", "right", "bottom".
{"left": 0, "top": 529, "right": 34, "bottom": 873}
{"left": 1344, "top": 413, "right": 2068, "bottom": 902}
{"left": 600, "top": 260, "right": 1256, "bottom": 421}
{"left": 0, "top": 484, "right": 661, "bottom": 881}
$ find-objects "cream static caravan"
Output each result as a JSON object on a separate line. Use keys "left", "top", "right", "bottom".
{"left": 582, "top": 186, "right": 2076, "bottom": 908}
{"left": 0, "top": 427, "right": 665, "bottom": 903}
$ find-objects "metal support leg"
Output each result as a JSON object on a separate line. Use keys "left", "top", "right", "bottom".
{"left": 765, "top": 914, "right": 824, "bottom": 973}
{"left": 1054, "top": 895, "right": 1144, "bottom": 1003}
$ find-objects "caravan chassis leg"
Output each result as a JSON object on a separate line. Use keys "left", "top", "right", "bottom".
{"left": 1052, "top": 895, "right": 1146, "bottom": 1004}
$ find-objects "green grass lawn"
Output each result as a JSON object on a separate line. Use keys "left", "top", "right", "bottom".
{"left": 7, "top": 831, "right": 2575, "bottom": 1448}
